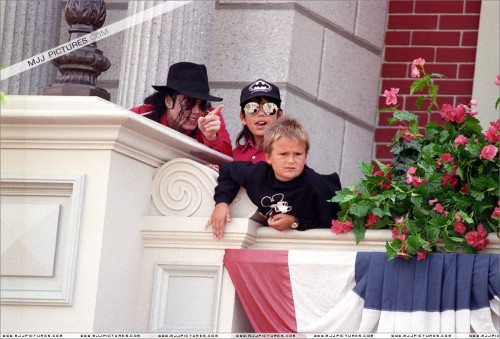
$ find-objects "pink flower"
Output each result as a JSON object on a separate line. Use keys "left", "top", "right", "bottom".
{"left": 394, "top": 216, "right": 405, "bottom": 225}
{"left": 410, "top": 65, "right": 420, "bottom": 78}
{"left": 331, "top": 220, "right": 354, "bottom": 234}
{"left": 442, "top": 173, "right": 459, "bottom": 189}
{"left": 405, "top": 174, "right": 413, "bottom": 184}
{"left": 483, "top": 120, "right": 500, "bottom": 143}
{"left": 435, "top": 160, "right": 442, "bottom": 168}
{"left": 365, "top": 212, "right": 380, "bottom": 227}
{"left": 495, "top": 74, "right": 500, "bottom": 87}
{"left": 470, "top": 99, "right": 478, "bottom": 106}
{"left": 454, "top": 135, "right": 469, "bottom": 146}
{"left": 383, "top": 88, "right": 399, "bottom": 106}
{"left": 441, "top": 153, "right": 455, "bottom": 163}
{"left": 417, "top": 251, "right": 428, "bottom": 261}
{"left": 465, "top": 225, "right": 489, "bottom": 250}
{"left": 428, "top": 198, "right": 439, "bottom": 206}
{"left": 454, "top": 104, "right": 466, "bottom": 123}
{"left": 433, "top": 203, "right": 445, "bottom": 214}
{"left": 412, "top": 58, "right": 425, "bottom": 67}
{"left": 439, "top": 104, "right": 467, "bottom": 124}
{"left": 392, "top": 225, "right": 407, "bottom": 242}
{"left": 479, "top": 145, "right": 498, "bottom": 161}
{"left": 493, "top": 207, "right": 500, "bottom": 219}
{"left": 405, "top": 167, "right": 424, "bottom": 187}
{"left": 454, "top": 221, "right": 466, "bottom": 235}
{"left": 397, "top": 246, "right": 411, "bottom": 260}
{"left": 440, "top": 104, "right": 455, "bottom": 122}
{"left": 461, "top": 183, "right": 470, "bottom": 194}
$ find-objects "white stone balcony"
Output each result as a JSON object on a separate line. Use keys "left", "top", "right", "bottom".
{"left": 1, "top": 96, "right": 498, "bottom": 333}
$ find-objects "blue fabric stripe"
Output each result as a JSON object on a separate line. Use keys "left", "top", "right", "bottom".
{"left": 353, "top": 252, "right": 499, "bottom": 312}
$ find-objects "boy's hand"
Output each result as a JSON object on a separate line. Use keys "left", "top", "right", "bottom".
{"left": 205, "top": 202, "right": 231, "bottom": 240}
{"left": 198, "top": 104, "right": 223, "bottom": 141}
{"left": 206, "top": 164, "right": 220, "bottom": 172}
{"left": 267, "top": 213, "right": 295, "bottom": 231}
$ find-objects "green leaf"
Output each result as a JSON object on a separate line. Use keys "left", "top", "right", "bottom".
{"left": 352, "top": 223, "right": 367, "bottom": 244}
{"left": 439, "top": 130, "right": 450, "bottom": 143}
{"left": 386, "top": 241, "right": 400, "bottom": 260}
{"left": 467, "top": 143, "right": 481, "bottom": 157}
{"left": 462, "top": 117, "right": 482, "bottom": 136}
{"left": 425, "top": 225, "right": 441, "bottom": 240}
{"left": 407, "top": 234, "right": 425, "bottom": 253}
{"left": 470, "top": 190, "right": 484, "bottom": 201}
{"left": 457, "top": 211, "right": 474, "bottom": 224}
{"left": 374, "top": 159, "right": 389, "bottom": 173}
{"left": 410, "top": 77, "right": 430, "bottom": 95}
{"left": 443, "top": 236, "right": 458, "bottom": 252}
{"left": 426, "top": 173, "right": 443, "bottom": 191}
{"left": 329, "top": 190, "right": 357, "bottom": 204}
{"left": 410, "top": 194, "right": 423, "bottom": 207}
{"left": 452, "top": 195, "right": 473, "bottom": 208}
{"left": 350, "top": 200, "right": 373, "bottom": 217}
{"left": 393, "top": 110, "right": 418, "bottom": 122}
{"left": 359, "top": 161, "right": 374, "bottom": 177}
{"left": 415, "top": 96, "right": 426, "bottom": 110}
{"left": 449, "top": 237, "right": 464, "bottom": 243}
{"left": 372, "top": 207, "right": 385, "bottom": 217}
{"left": 472, "top": 176, "right": 498, "bottom": 191}
{"left": 495, "top": 97, "right": 500, "bottom": 110}
{"left": 430, "top": 73, "right": 445, "bottom": 78}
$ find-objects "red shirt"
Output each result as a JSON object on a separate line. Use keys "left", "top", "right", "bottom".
{"left": 232, "top": 139, "right": 266, "bottom": 163}
{"left": 130, "top": 104, "right": 233, "bottom": 158}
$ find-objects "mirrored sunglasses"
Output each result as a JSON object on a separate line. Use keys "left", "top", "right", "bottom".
{"left": 181, "top": 96, "right": 211, "bottom": 113}
{"left": 243, "top": 102, "right": 279, "bottom": 116}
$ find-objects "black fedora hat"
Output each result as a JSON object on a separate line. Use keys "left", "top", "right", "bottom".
{"left": 152, "top": 62, "right": 222, "bottom": 102}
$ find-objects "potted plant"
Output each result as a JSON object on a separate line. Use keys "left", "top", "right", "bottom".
{"left": 330, "top": 59, "right": 500, "bottom": 260}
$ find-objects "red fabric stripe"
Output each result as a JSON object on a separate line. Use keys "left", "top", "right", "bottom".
{"left": 223, "top": 249, "right": 297, "bottom": 333}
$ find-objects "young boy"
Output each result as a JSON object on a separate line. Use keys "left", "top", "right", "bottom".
{"left": 233, "top": 78, "right": 284, "bottom": 163}
{"left": 205, "top": 117, "right": 342, "bottom": 240}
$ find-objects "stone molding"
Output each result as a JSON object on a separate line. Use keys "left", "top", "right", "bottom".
{"left": 0, "top": 95, "right": 232, "bottom": 167}
{"left": 0, "top": 173, "right": 85, "bottom": 305}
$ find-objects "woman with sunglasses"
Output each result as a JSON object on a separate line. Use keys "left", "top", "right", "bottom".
{"left": 233, "top": 79, "right": 284, "bottom": 163}
{"left": 130, "top": 62, "right": 233, "bottom": 157}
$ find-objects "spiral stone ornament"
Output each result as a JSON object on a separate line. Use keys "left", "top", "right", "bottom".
{"left": 151, "top": 159, "right": 218, "bottom": 217}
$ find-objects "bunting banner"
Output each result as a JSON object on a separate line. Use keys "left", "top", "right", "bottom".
{"left": 223, "top": 249, "right": 499, "bottom": 334}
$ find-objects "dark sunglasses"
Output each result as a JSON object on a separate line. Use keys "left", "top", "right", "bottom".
{"left": 180, "top": 96, "right": 211, "bottom": 113}
{"left": 243, "top": 102, "right": 279, "bottom": 116}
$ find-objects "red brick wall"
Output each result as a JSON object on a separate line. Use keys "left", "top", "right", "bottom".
{"left": 375, "top": 0, "right": 482, "bottom": 163}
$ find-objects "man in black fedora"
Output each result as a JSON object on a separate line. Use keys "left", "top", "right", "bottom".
{"left": 131, "top": 61, "right": 233, "bottom": 157}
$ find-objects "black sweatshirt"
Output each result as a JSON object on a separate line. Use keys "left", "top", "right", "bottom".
{"left": 214, "top": 161, "right": 342, "bottom": 230}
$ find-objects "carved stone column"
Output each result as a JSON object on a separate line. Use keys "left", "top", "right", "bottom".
{"left": 117, "top": 1, "right": 216, "bottom": 108}
{"left": 43, "top": 0, "right": 111, "bottom": 100}
{"left": 0, "top": 0, "right": 62, "bottom": 95}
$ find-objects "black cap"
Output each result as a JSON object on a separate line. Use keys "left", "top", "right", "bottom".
{"left": 240, "top": 79, "right": 281, "bottom": 106}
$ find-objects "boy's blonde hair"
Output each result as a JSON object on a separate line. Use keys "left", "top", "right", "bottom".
{"left": 263, "top": 116, "right": 310, "bottom": 155}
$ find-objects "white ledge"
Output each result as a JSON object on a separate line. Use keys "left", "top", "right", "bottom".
{"left": 141, "top": 216, "right": 259, "bottom": 249}
{"left": 0, "top": 95, "right": 232, "bottom": 166}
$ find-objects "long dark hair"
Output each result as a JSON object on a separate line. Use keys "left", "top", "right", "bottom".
{"left": 143, "top": 91, "right": 169, "bottom": 123}
{"left": 235, "top": 96, "right": 281, "bottom": 146}
{"left": 143, "top": 90, "right": 198, "bottom": 136}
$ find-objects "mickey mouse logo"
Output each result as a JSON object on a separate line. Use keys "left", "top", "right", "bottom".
{"left": 261, "top": 193, "right": 292, "bottom": 217}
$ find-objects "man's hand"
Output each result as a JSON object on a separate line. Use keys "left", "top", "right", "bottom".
{"left": 267, "top": 213, "right": 295, "bottom": 231}
{"left": 198, "top": 104, "right": 223, "bottom": 141}
{"left": 205, "top": 202, "right": 231, "bottom": 240}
